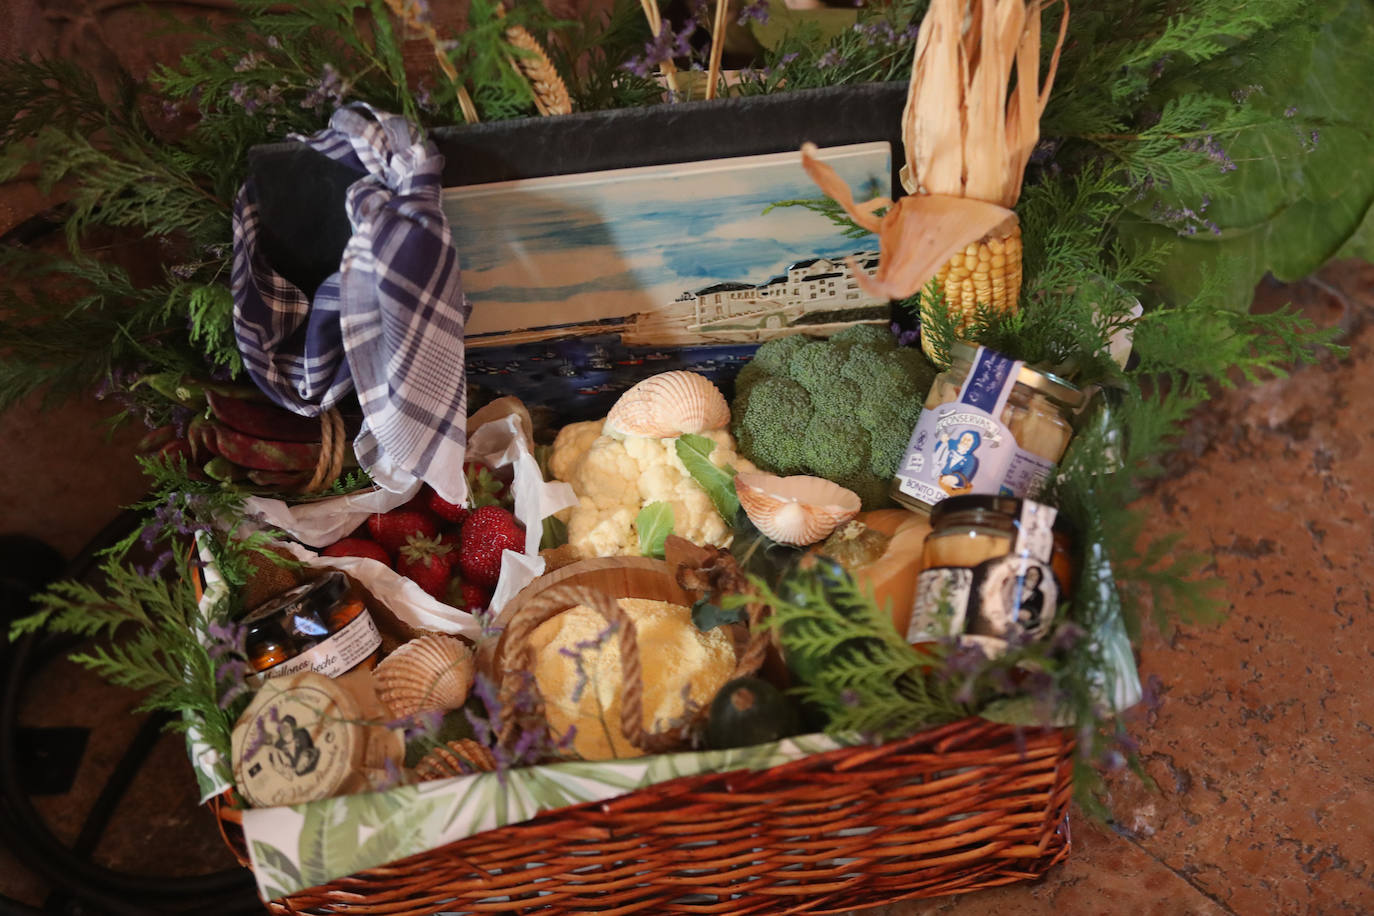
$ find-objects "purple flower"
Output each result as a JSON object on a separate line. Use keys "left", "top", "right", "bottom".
{"left": 945, "top": 643, "right": 988, "bottom": 677}
{"left": 737, "top": 0, "right": 769, "bottom": 26}
{"left": 388, "top": 709, "right": 443, "bottom": 743}
{"left": 266, "top": 35, "right": 281, "bottom": 50}
{"left": 1180, "top": 134, "right": 1236, "bottom": 174}
{"left": 301, "top": 64, "right": 346, "bottom": 110}
{"left": 228, "top": 82, "right": 258, "bottom": 114}
{"left": 170, "top": 263, "right": 197, "bottom": 281}
{"left": 233, "top": 52, "right": 265, "bottom": 73}
{"left": 1284, "top": 106, "right": 1298, "bottom": 118}
{"left": 623, "top": 19, "right": 696, "bottom": 78}
{"left": 817, "top": 48, "right": 847, "bottom": 70}
{"left": 1049, "top": 621, "right": 1085, "bottom": 654}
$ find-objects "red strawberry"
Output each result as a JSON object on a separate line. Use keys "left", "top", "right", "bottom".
{"left": 459, "top": 506, "right": 524, "bottom": 588}
{"left": 321, "top": 537, "right": 392, "bottom": 564}
{"left": 444, "top": 577, "right": 491, "bottom": 612}
{"left": 426, "top": 487, "right": 470, "bottom": 526}
{"left": 367, "top": 508, "right": 440, "bottom": 556}
{"left": 396, "top": 534, "right": 456, "bottom": 599}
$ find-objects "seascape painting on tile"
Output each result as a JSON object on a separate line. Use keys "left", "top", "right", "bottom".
{"left": 442, "top": 142, "right": 891, "bottom": 422}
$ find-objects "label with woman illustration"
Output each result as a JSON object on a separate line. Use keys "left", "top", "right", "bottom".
{"left": 894, "top": 346, "right": 1052, "bottom": 508}
{"left": 907, "top": 499, "right": 1061, "bottom": 651}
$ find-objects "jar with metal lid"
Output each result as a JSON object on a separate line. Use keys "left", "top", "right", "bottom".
{"left": 891, "top": 342, "right": 1084, "bottom": 513}
{"left": 241, "top": 572, "right": 381, "bottom": 682}
{"left": 906, "top": 495, "right": 1073, "bottom": 652}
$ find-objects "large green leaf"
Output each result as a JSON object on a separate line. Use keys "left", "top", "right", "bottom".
{"left": 1122, "top": 0, "right": 1374, "bottom": 306}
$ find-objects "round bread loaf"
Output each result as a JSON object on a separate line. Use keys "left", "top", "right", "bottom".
{"left": 528, "top": 597, "right": 734, "bottom": 760}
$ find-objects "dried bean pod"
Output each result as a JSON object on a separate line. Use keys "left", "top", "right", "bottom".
{"left": 201, "top": 421, "right": 321, "bottom": 471}
{"left": 206, "top": 390, "right": 321, "bottom": 443}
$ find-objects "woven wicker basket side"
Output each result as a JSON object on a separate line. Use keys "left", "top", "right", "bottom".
{"left": 215, "top": 717, "right": 1074, "bottom": 915}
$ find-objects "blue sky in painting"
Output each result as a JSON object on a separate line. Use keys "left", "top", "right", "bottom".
{"left": 443, "top": 143, "right": 890, "bottom": 335}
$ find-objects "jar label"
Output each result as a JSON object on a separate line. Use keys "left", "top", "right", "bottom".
{"left": 907, "top": 499, "right": 1061, "bottom": 648}
{"left": 894, "top": 347, "right": 1025, "bottom": 507}
{"left": 231, "top": 677, "right": 362, "bottom": 808}
{"left": 256, "top": 609, "right": 381, "bottom": 682}
{"left": 908, "top": 556, "right": 1059, "bottom": 645}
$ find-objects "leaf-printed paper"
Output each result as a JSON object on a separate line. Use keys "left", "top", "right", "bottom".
{"left": 251, "top": 839, "right": 303, "bottom": 902}
{"left": 636, "top": 502, "right": 675, "bottom": 558}
{"left": 239, "top": 731, "right": 852, "bottom": 901}
{"left": 675, "top": 434, "right": 740, "bottom": 524}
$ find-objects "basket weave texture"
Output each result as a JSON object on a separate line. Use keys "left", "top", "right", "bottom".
{"left": 215, "top": 717, "right": 1074, "bottom": 914}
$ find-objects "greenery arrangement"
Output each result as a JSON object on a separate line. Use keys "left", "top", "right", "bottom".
{"left": 1, "top": 0, "right": 1367, "bottom": 814}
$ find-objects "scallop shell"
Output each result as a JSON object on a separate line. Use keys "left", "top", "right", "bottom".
{"left": 734, "top": 472, "right": 862, "bottom": 546}
{"left": 604, "top": 371, "right": 730, "bottom": 439}
{"left": 373, "top": 635, "right": 475, "bottom": 719}
{"left": 413, "top": 739, "right": 498, "bottom": 781}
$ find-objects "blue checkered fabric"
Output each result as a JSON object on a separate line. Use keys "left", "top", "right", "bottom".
{"left": 232, "top": 105, "right": 471, "bottom": 504}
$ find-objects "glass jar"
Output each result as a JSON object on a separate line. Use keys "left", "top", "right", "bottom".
{"left": 906, "top": 495, "right": 1072, "bottom": 651}
{"left": 891, "top": 342, "right": 1084, "bottom": 513}
{"left": 241, "top": 572, "right": 381, "bottom": 682}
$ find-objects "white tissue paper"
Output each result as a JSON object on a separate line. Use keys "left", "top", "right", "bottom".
{"left": 243, "top": 405, "right": 577, "bottom": 631}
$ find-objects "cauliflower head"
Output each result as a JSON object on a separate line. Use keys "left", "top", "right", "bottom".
{"left": 732, "top": 325, "right": 937, "bottom": 508}
{"left": 549, "top": 420, "right": 754, "bottom": 559}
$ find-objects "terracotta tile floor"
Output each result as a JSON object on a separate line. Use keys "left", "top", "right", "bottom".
{"left": 1, "top": 264, "right": 1370, "bottom": 914}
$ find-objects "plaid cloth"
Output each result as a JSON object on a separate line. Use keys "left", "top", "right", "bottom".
{"left": 232, "top": 105, "right": 471, "bottom": 505}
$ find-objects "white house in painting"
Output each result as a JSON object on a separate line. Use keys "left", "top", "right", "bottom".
{"left": 673, "top": 251, "right": 883, "bottom": 332}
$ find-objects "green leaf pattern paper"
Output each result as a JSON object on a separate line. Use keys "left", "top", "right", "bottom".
{"left": 185, "top": 540, "right": 234, "bottom": 802}
{"left": 240, "top": 733, "right": 849, "bottom": 900}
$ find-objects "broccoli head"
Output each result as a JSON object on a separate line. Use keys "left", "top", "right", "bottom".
{"left": 731, "top": 328, "right": 938, "bottom": 508}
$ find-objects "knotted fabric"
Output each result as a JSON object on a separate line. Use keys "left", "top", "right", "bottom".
{"left": 232, "top": 105, "right": 470, "bottom": 504}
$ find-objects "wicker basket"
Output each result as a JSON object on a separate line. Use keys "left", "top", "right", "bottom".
{"left": 214, "top": 716, "right": 1073, "bottom": 914}
{"left": 211, "top": 559, "right": 1074, "bottom": 913}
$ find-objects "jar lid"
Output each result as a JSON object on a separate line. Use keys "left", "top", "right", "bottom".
{"left": 929, "top": 494, "right": 1024, "bottom": 527}
{"left": 947, "top": 341, "right": 1085, "bottom": 409}
{"left": 230, "top": 671, "right": 366, "bottom": 807}
{"left": 242, "top": 571, "right": 349, "bottom": 626}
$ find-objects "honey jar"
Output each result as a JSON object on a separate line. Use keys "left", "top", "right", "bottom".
{"left": 906, "top": 495, "right": 1073, "bottom": 652}
{"left": 891, "top": 342, "right": 1084, "bottom": 512}
{"left": 242, "top": 572, "right": 381, "bottom": 681}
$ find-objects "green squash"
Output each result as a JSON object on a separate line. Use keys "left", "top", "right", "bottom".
{"left": 705, "top": 677, "right": 802, "bottom": 750}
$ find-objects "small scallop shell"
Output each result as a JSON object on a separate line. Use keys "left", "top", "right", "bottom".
{"left": 373, "top": 635, "right": 475, "bottom": 720}
{"left": 604, "top": 371, "right": 730, "bottom": 439}
{"left": 413, "top": 739, "right": 498, "bottom": 781}
{"left": 735, "top": 472, "right": 862, "bottom": 546}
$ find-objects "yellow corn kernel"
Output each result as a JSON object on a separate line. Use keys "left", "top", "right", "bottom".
{"left": 922, "top": 220, "right": 1023, "bottom": 361}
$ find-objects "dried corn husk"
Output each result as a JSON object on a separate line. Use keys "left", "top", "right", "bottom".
{"left": 803, "top": 0, "right": 1069, "bottom": 302}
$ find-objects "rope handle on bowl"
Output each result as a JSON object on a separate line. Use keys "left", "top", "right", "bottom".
{"left": 497, "top": 583, "right": 685, "bottom": 755}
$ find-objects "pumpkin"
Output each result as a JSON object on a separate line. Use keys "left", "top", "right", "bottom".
{"left": 848, "top": 509, "right": 931, "bottom": 639}
{"left": 705, "top": 677, "right": 801, "bottom": 750}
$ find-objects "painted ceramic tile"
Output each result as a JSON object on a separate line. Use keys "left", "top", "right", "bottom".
{"left": 442, "top": 142, "right": 891, "bottom": 421}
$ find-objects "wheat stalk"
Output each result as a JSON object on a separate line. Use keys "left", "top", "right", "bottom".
{"left": 504, "top": 24, "right": 572, "bottom": 116}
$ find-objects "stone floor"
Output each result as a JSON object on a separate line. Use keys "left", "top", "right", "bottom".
{"left": 0, "top": 263, "right": 1370, "bottom": 914}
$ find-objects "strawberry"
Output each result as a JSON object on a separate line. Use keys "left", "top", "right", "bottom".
{"left": 367, "top": 508, "right": 440, "bottom": 557}
{"left": 444, "top": 577, "right": 491, "bottom": 613}
{"left": 426, "top": 486, "right": 470, "bottom": 527}
{"left": 459, "top": 506, "right": 524, "bottom": 588}
{"left": 321, "top": 537, "right": 392, "bottom": 565}
{"left": 396, "top": 534, "right": 456, "bottom": 599}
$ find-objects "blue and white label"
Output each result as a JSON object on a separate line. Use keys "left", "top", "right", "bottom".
{"left": 894, "top": 346, "right": 1054, "bottom": 509}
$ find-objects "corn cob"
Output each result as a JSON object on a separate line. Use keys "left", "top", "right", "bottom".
{"left": 924, "top": 216, "right": 1023, "bottom": 340}
{"left": 800, "top": 0, "right": 1068, "bottom": 364}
